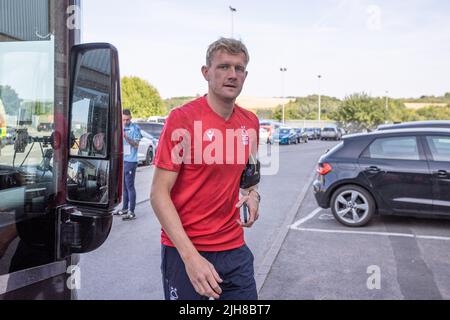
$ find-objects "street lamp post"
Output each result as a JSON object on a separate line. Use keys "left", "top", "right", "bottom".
{"left": 318, "top": 75, "right": 322, "bottom": 126}
{"left": 280, "top": 68, "right": 288, "bottom": 124}
{"left": 385, "top": 91, "right": 389, "bottom": 124}
{"left": 229, "top": 6, "right": 237, "bottom": 38}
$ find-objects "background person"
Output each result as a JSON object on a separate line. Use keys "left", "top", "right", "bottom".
{"left": 115, "top": 109, "right": 142, "bottom": 221}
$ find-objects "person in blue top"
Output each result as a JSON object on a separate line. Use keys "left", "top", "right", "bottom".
{"left": 115, "top": 109, "right": 142, "bottom": 221}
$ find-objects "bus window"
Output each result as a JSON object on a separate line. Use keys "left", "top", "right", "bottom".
{"left": 70, "top": 50, "right": 111, "bottom": 159}
{"left": 0, "top": 0, "right": 62, "bottom": 285}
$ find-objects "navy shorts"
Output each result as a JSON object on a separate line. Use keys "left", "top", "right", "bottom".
{"left": 161, "top": 245, "right": 258, "bottom": 301}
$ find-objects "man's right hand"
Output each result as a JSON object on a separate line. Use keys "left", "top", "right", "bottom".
{"left": 151, "top": 168, "right": 222, "bottom": 299}
{"left": 184, "top": 253, "right": 223, "bottom": 299}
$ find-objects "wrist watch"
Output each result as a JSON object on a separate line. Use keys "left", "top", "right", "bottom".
{"left": 249, "top": 190, "right": 261, "bottom": 203}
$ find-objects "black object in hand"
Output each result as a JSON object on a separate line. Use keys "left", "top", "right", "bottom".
{"left": 242, "top": 203, "right": 249, "bottom": 224}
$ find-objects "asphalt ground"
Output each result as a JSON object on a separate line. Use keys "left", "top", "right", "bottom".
{"left": 259, "top": 177, "right": 450, "bottom": 300}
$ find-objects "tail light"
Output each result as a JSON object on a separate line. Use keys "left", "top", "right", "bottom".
{"left": 317, "top": 163, "right": 333, "bottom": 176}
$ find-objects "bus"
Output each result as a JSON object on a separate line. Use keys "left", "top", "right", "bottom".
{"left": 0, "top": 0, "right": 122, "bottom": 299}
{"left": 147, "top": 116, "right": 167, "bottom": 124}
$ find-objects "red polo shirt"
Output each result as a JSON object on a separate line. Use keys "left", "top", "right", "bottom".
{"left": 154, "top": 96, "right": 259, "bottom": 252}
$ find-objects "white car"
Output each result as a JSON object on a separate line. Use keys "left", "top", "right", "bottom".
{"left": 137, "top": 130, "right": 157, "bottom": 166}
{"left": 259, "top": 127, "right": 272, "bottom": 144}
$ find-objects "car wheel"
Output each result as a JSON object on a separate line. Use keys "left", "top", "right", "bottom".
{"left": 331, "top": 185, "right": 375, "bottom": 227}
{"left": 145, "top": 147, "right": 154, "bottom": 166}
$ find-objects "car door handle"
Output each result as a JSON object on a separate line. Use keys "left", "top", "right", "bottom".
{"left": 434, "top": 170, "right": 448, "bottom": 177}
{"left": 365, "top": 166, "right": 381, "bottom": 173}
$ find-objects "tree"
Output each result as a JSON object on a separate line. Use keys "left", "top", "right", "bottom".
{"left": 121, "top": 77, "right": 166, "bottom": 119}
{"left": 165, "top": 96, "right": 198, "bottom": 111}
{"left": 268, "top": 95, "right": 340, "bottom": 121}
{"left": 331, "top": 93, "right": 385, "bottom": 132}
{"left": 0, "top": 85, "right": 21, "bottom": 115}
{"left": 415, "top": 105, "right": 450, "bottom": 120}
{"left": 255, "top": 108, "right": 274, "bottom": 120}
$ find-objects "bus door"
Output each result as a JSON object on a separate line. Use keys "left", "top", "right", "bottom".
{"left": 0, "top": 0, "right": 122, "bottom": 299}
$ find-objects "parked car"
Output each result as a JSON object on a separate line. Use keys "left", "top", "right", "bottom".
{"left": 147, "top": 116, "right": 167, "bottom": 124}
{"left": 137, "top": 130, "right": 157, "bottom": 166}
{"left": 294, "top": 128, "right": 308, "bottom": 144}
{"left": 4, "top": 126, "right": 15, "bottom": 145}
{"left": 313, "top": 128, "right": 450, "bottom": 227}
{"left": 260, "top": 120, "right": 283, "bottom": 143}
{"left": 305, "top": 128, "right": 318, "bottom": 140}
{"left": 273, "top": 128, "right": 298, "bottom": 145}
{"left": 37, "top": 122, "right": 54, "bottom": 132}
{"left": 378, "top": 121, "right": 450, "bottom": 131}
{"left": 136, "top": 121, "right": 164, "bottom": 144}
{"left": 260, "top": 127, "right": 273, "bottom": 144}
{"left": 321, "top": 127, "right": 342, "bottom": 141}
{"left": 314, "top": 128, "right": 322, "bottom": 140}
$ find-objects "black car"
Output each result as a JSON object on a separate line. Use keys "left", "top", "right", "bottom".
{"left": 313, "top": 128, "right": 450, "bottom": 227}
{"left": 314, "top": 128, "right": 322, "bottom": 140}
{"left": 378, "top": 121, "right": 450, "bottom": 131}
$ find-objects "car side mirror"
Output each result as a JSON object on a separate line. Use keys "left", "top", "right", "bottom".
{"left": 67, "top": 43, "right": 122, "bottom": 209}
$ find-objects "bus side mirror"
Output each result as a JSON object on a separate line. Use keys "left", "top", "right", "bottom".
{"left": 67, "top": 43, "right": 122, "bottom": 210}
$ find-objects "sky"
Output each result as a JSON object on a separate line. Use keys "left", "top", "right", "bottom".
{"left": 0, "top": 40, "right": 54, "bottom": 101}
{"left": 82, "top": 0, "right": 450, "bottom": 100}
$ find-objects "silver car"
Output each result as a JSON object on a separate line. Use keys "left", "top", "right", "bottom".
{"left": 320, "top": 127, "right": 342, "bottom": 141}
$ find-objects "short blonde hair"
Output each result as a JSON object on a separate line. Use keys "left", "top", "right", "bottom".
{"left": 206, "top": 37, "right": 250, "bottom": 67}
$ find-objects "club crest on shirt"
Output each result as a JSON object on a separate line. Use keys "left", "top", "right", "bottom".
{"left": 241, "top": 126, "right": 249, "bottom": 146}
{"left": 206, "top": 130, "right": 215, "bottom": 142}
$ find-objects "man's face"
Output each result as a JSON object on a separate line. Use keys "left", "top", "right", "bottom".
{"left": 123, "top": 115, "right": 132, "bottom": 128}
{"left": 202, "top": 50, "right": 248, "bottom": 102}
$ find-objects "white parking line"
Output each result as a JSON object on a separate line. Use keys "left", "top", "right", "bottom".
{"left": 415, "top": 235, "right": 450, "bottom": 242}
{"left": 289, "top": 208, "right": 323, "bottom": 229}
{"left": 291, "top": 227, "right": 450, "bottom": 242}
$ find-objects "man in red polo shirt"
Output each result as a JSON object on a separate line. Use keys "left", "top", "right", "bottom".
{"left": 151, "top": 38, "right": 261, "bottom": 300}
